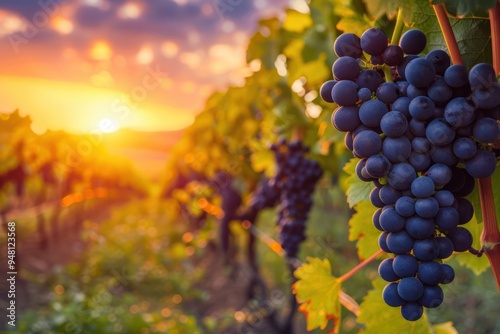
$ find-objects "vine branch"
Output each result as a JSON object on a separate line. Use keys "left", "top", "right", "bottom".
{"left": 433, "top": 2, "right": 500, "bottom": 292}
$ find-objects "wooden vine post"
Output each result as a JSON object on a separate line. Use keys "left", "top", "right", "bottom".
{"left": 433, "top": 3, "right": 500, "bottom": 292}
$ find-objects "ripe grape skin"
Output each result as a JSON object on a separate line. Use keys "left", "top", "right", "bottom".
{"left": 397, "top": 55, "right": 419, "bottom": 80}
{"left": 334, "top": 33, "right": 363, "bottom": 58}
{"left": 453, "top": 137, "right": 477, "bottom": 160}
{"left": 435, "top": 207, "right": 460, "bottom": 231}
{"left": 428, "top": 78, "right": 453, "bottom": 104}
{"left": 444, "top": 64, "right": 468, "bottom": 88}
{"left": 360, "top": 28, "right": 388, "bottom": 55}
{"left": 395, "top": 196, "right": 415, "bottom": 217}
{"left": 399, "top": 29, "right": 427, "bottom": 55}
{"left": 386, "top": 230, "right": 414, "bottom": 254}
{"left": 405, "top": 58, "right": 436, "bottom": 88}
{"left": 377, "top": 82, "right": 400, "bottom": 104}
{"left": 373, "top": 208, "right": 384, "bottom": 230}
{"left": 411, "top": 137, "right": 431, "bottom": 153}
{"left": 441, "top": 263, "right": 455, "bottom": 284}
{"left": 469, "top": 63, "right": 497, "bottom": 88}
{"left": 332, "top": 56, "right": 360, "bottom": 81}
{"left": 396, "top": 81, "right": 410, "bottom": 96}
{"left": 430, "top": 145, "right": 458, "bottom": 166}
{"left": 359, "top": 99, "right": 389, "bottom": 127}
{"left": 365, "top": 154, "right": 391, "bottom": 178}
{"left": 434, "top": 190, "right": 454, "bottom": 207}
{"left": 332, "top": 106, "right": 361, "bottom": 132}
{"left": 331, "top": 80, "right": 359, "bottom": 106}
{"left": 409, "top": 152, "right": 431, "bottom": 171}
{"left": 379, "top": 232, "right": 392, "bottom": 252}
{"left": 320, "top": 80, "right": 337, "bottom": 103}
{"left": 472, "top": 83, "right": 500, "bottom": 109}
{"left": 393, "top": 254, "right": 419, "bottom": 278}
{"left": 436, "top": 236, "right": 454, "bottom": 259}
{"left": 465, "top": 148, "right": 497, "bottom": 178}
{"left": 379, "top": 258, "right": 400, "bottom": 282}
{"left": 444, "top": 97, "right": 476, "bottom": 128}
{"left": 418, "top": 284, "right": 444, "bottom": 308}
{"left": 381, "top": 111, "right": 408, "bottom": 137}
{"left": 446, "top": 227, "right": 473, "bottom": 252}
{"left": 425, "top": 49, "right": 451, "bottom": 75}
{"left": 397, "top": 277, "right": 424, "bottom": 302}
{"left": 473, "top": 117, "right": 500, "bottom": 143}
{"left": 415, "top": 197, "right": 440, "bottom": 219}
{"left": 383, "top": 45, "right": 404, "bottom": 66}
{"left": 382, "top": 136, "right": 412, "bottom": 163}
{"left": 379, "top": 185, "right": 402, "bottom": 205}
{"left": 410, "top": 176, "right": 435, "bottom": 198}
{"left": 358, "top": 87, "right": 372, "bottom": 101}
{"left": 418, "top": 261, "right": 444, "bottom": 285}
{"left": 406, "top": 85, "right": 427, "bottom": 99}
{"left": 401, "top": 302, "right": 424, "bottom": 321}
{"left": 383, "top": 282, "right": 405, "bottom": 307}
{"left": 456, "top": 198, "right": 474, "bottom": 225}
{"left": 413, "top": 238, "right": 440, "bottom": 261}
{"left": 380, "top": 206, "right": 406, "bottom": 232}
{"left": 353, "top": 130, "right": 382, "bottom": 159}
{"left": 356, "top": 69, "right": 383, "bottom": 92}
{"left": 425, "top": 118, "right": 455, "bottom": 146}
{"left": 392, "top": 97, "right": 411, "bottom": 119}
{"left": 387, "top": 163, "right": 416, "bottom": 191}
{"left": 405, "top": 215, "right": 435, "bottom": 239}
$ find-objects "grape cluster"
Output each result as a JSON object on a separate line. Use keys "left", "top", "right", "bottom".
{"left": 271, "top": 138, "right": 323, "bottom": 257}
{"left": 321, "top": 27, "right": 500, "bottom": 321}
{"left": 248, "top": 177, "right": 281, "bottom": 211}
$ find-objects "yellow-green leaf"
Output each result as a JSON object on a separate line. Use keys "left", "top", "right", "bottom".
{"left": 358, "top": 278, "right": 433, "bottom": 334}
{"left": 250, "top": 149, "right": 275, "bottom": 174}
{"left": 293, "top": 257, "right": 342, "bottom": 331}
{"left": 283, "top": 10, "right": 313, "bottom": 33}
{"left": 349, "top": 200, "right": 384, "bottom": 260}
{"left": 342, "top": 158, "right": 371, "bottom": 208}
{"left": 433, "top": 321, "right": 459, "bottom": 334}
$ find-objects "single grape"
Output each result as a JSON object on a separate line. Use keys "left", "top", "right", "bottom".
{"left": 425, "top": 49, "right": 451, "bottom": 75}
{"left": 382, "top": 136, "right": 411, "bottom": 163}
{"left": 334, "top": 33, "right": 363, "bottom": 58}
{"left": 435, "top": 207, "right": 460, "bottom": 231}
{"left": 381, "top": 111, "right": 408, "bottom": 137}
{"left": 370, "top": 187, "right": 385, "bottom": 208}
{"left": 456, "top": 197, "right": 474, "bottom": 225}
{"left": 377, "top": 82, "right": 400, "bottom": 104}
{"left": 332, "top": 56, "right": 360, "bottom": 81}
{"left": 379, "top": 185, "right": 402, "bottom": 205}
{"left": 430, "top": 145, "right": 458, "bottom": 166}
{"left": 331, "top": 80, "right": 359, "bottom": 106}
{"left": 359, "top": 99, "right": 389, "bottom": 127}
{"left": 446, "top": 227, "right": 473, "bottom": 252}
{"left": 465, "top": 148, "right": 497, "bottom": 178}
{"left": 392, "top": 97, "right": 411, "bottom": 119}
{"left": 407, "top": 84, "right": 427, "bottom": 99}
{"left": 399, "top": 29, "right": 427, "bottom": 55}
{"left": 418, "top": 261, "right": 444, "bottom": 285}
{"left": 441, "top": 263, "right": 455, "bottom": 284}
{"left": 397, "top": 277, "right": 424, "bottom": 302}
{"left": 405, "top": 215, "right": 435, "bottom": 239}
{"left": 358, "top": 87, "right": 372, "bottom": 101}
{"left": 434, "top": 190, "right": 455, "bottom": 207}
{"left": 453, "top": 137, "right": 477, "bottom": 160}
{"left": 383, "top": 44, "right": 404, "bottom": 66}
{"left": 386, "top": 230, "right": 414, "bottom": 254}
{"left": 428, "top": 78, "right": 453, "bottom": 104}
{"left": 410, "top": 176, "right": 435, "bottom": 198}
{"left": 413, "top": 238, "right": 439, "bottom": 261}
{"left": 353, "top": 130, "right": 383, "bottom": 159}
{"left": 473, "top": 117, "right": 500, "bottom": 143}
{"left": 393, "top": 254, "right": 419, "bottom": 278}
{"left": 395, "top": 196, "right": 415, "bottom": 217}
{"left": 418, "top": 284, "right": 444, "bottom": 308}
{"left": 380, "top": 206, "right": 406, "bottom": 232}
{"left": 435, "top": 236, "right": 454, "bottom": 259}
{"left": 444, "top": 64, "right": 468, "bottom": 88}
{"left": 409, "top": 152, "right": 431, "bottom": 172}
{"left": 387, "top": 163, "right": 416, "bottom": 191}
{"left": 383, "top": 282, "right": 405, "bottom": 307}
{"left": 379, "top": 231, "right": 392, "bottom": 252}
{"left": 356, "top": 69, "right": 383, "bottom": 92}
{"left": 320, "top": 80, "right": 337, "bottom": 103}
{"left": 365, "top": 154, "right": 391, "bottom": 178}
{"left": 472, "top": 83, "right": 500, "bottom": 109}
{"left": 401, "top": 302, "right": 424, "bottom": 321}
{"left": 444, "top": 97, "right": 476, "bottom": 128}
{"left": 332, "top": 106, "right": 361, "bottom": 132}
{"left": 426, "top": 118, "right": 455, "bottom": 146}
{"left": 360, "top": 28, "right": 388, "bottom": 56}
{"left": 405, "top": 58, "right": 436, "bottom": 88}
{"left": 469, "top": 63, "right": 497, "bottom": 88}
{"left": 411, "top": 137, "right": 431, "bottom": 153}
{"left": 379, "top": 258, "right": 400, "bottom": 282}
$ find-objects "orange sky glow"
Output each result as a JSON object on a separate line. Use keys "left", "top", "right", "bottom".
{"left": 0, "top": 0, "right": 290, "bottom": 134}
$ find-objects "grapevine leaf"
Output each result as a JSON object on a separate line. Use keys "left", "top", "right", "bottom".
{"left": 293, "top": 257, "right": 342, "bottom": 331}
{"left": 410, "top": 0, "right": 492, "bottom": 68}
{"left": 349, "top": 200, "right": 384, "bottom": 260}
{"left": 362, "top": 0, "right": 415, "bottom": 23}
{"left": 433, "top": 321, "right": 459, "bottom": 334}
{"left": 249, "top": 149, "right": 275, "bottom": 174}
{"left": 342, "top": 158, "right": 371, "bottom": 207}
{"left": 358, "top": 278, "right": 433, "bottom": 334}
{"left": 430, "top": 0, "right": 497, "bottom": 17}
{"left": 283, "top": 10, "right": 313, "bottom": 33}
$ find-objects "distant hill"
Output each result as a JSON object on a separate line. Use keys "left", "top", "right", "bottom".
{"left": 102, "top": 128, "right": 184, "bottom": 180}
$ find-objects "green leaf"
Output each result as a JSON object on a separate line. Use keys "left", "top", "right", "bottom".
{"left": 293, "top": 257, "right": 342, "bottom": 331}
{"left": 249, "top": 149, "right": 275, "bottom": 174}
{"left": 358, "top": 278, "right": 434, "bottom": 334}
{"left": 430, "top": 0, "right": 497, "bottom": 17}
{"left": 283, "top": 10, "right": 313, "bottom": 33}
{"left": 342, "top": 158, "right": 372, "bottom": 207}
{"left": 433, "top": 321, "right": 459, "bottom": 334}
{"left": 410, "top": 0, "right": 492, "bottom": 69}
{"left": 349, "top": 200, "right": 384, "bottom": 260}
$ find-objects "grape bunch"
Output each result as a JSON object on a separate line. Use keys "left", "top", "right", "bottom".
{"left": 271, "top": 138, "right": 323, "bottom": 258}
{"left": 321, "top": 27, "right": 500, "bottom": 321}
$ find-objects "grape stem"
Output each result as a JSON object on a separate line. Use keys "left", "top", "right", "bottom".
{"left": 391, "top": 8, "right": 405, "bottom": 45}
{"left": 338, "top": 249, "right": 384, "bottom": 283}
{"left": 434, "top": 2, "right": 500, "bottom": 292}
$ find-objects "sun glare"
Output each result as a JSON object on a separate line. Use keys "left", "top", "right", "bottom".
{"left": 99, "top": 118, "right": 119, "bottom": 133}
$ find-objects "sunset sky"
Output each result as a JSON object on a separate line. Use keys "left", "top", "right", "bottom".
{"left": 0, "top": 0, "right": 294, "bottom": 134}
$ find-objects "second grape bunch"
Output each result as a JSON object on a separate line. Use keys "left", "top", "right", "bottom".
{"left": 321, "top": 27, "right": 500, "bottom": 321}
